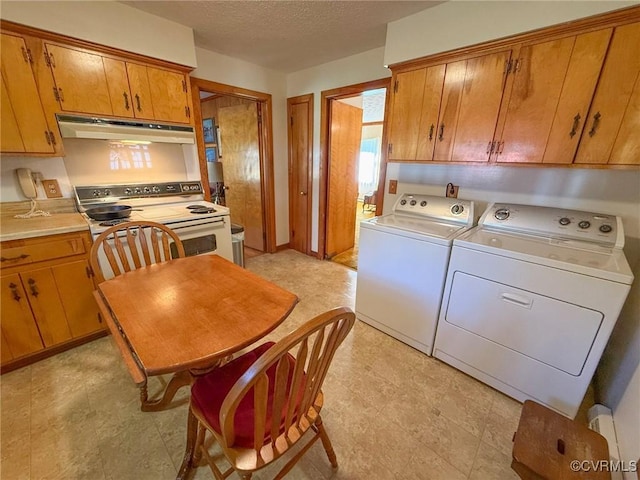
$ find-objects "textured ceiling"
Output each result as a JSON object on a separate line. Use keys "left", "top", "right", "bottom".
{"left": 121, "top": 1, "right": 441, "bottom": 73}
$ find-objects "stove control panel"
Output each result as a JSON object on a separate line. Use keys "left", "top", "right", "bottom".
{"left": 74, "top": 182, "right": 205, "bottom": 206}
{"left": 393, "top": 194, "right": 474, "bottom": 226}
{"left": 481, "top": 203, "right": 624, "bottom": 248}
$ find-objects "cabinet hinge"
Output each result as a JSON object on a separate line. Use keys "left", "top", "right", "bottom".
{"left": 86, "top": 266, "right": 93, "bottom": 278}
{"left": 388, "top": 143, "right": 393, "bottom": 154}
{"left": 290, "top": 116, "right": 293, "bottom": 127}
{"left": 185, "top": 106, "right": 191, "bottom": 118}
{"left": 52, "top": 86, "right": 60, "bottom": 102}
{"left": 48, "top": 131, "right": 57, "bottom": 146}
{"left": 44, "top": 51, "right": 52, "bottom": 67}
{"left": 394, "top": 80, "right": 399, "bottom": 93}
{"left": 513, "top": 59, "right": 522, "bottom": 74}
{"left": 97, "top": 313, "right": 103, "bottom": 324}
{"left": 182, "top": 79, "right": 187, "bottom": 92}
{"left": 504, "top": 59, "right": 512, "bottom": 75}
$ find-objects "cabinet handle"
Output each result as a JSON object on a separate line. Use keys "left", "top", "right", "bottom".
{"left": 45, "top": 131, "right": 52, "bottom": 145}
{"left": 49, "top": 131, "right": 57, "bottom": 146}
{"left": 1, "top": 253, "right": 30, "bottom": 262}
{"left": 428, "top": 124, "right": 435, "bottom": 141}
{"left": 123, "top": 92, "right": 130, "bottom": 110}
{"left": 27, "top": 278, "right": 39, "bottom": 298}
{"left": 588, "top": 112, "right": 601, "bottom": 137}
{"left": 486, "top": 141, "right": 493, "bottom": 154}
{"left": 8, "top": 283, "right": 21, "bottom": 302}
{"left": 135, "top": 94, "right": 142, "bottom": 112}
{"left": 569, "top": 114, "right": 581, "bottom": 138}
{"left": 438, "top": 123, "right": 445, "bottom": 141}
{"left": 185, "top": 106, "right": 190, "bottom": 118}
{"left": 498, "top": 141, "right": 505, "bottom": 154}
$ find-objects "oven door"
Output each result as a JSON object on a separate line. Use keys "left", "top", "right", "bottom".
{"left": 167, "top": 215, "right": 234, "bottom": 263}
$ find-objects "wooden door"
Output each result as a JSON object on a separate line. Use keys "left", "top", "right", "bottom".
{"left": 416, "top": 64, "right": 446, "bottom": 160}
{"left": 0, "top": 274, "right": 43, "bottom": 359}
{"left": 1, "top": 33, "right": 54, "bottom": 153}
{"left": 21, "top": 268, "right": 72, "bottom": 347}
{"left": 45, "top": 43, "right": 114, "bottom": 116}
{"left": 53, "top": 260, "right": 102, "bottom": 338}
{"left": 451, "top": 50, "right": 512, "bottom": 162}
{"left": 326, "top": 100, "right": 362, "bottom": 258}
{"left": 433, "top": 60, "right": 465, "bottom": 160}
{"left": 126, "top": 63, "right": 155, "bottom": 120}
{"left": 103, "top": 58, "right": 134, "bottom": 118}
{"left": 218, "top": 102, "right": 264, "bottom": 251}
{"left": 575, "top": 22, "right": 640, "bottom": 164}
{"left": 147, "top": 67, "right": 190, "bottom": 124}
{"left": 287, "top": 94, "right": 313, "bottom": 254}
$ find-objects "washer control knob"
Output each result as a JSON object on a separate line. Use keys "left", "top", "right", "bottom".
{"left": 578, "top": 220, "right": 591, "bottom": 229}
{"left": 409, "top": 200, "right": 417, "bottom": 206}
{"left": 494, "top": 208, "right": 510, "bottom": 221}
{"left": 143, "top": 186, "right": 151, "bottom": 193}
{"left": 599, "top": 224, "right": 612, "bottom": 233}
{"left": 124, "top": 188, "right": 132, "bottom": 195}
{"left": 134, "top": 187, "right": 142, "bottom": 194}
{"left": 451, "top": 204, "right": 464, "bottom": 215}
{"left": 400, "top": 199, "right": 407, "bottom": 206}
{"left": 152, "top": 186, "right": 160, "bottom": 193}
{"left": 104, "top": 189, "right": 111, "bottom": 197}
{"left": 559, "top": 217, "right": 571, "bottom": 226}
{"left": 92, "top": 190, "right": 101, "bottom": 197}
{"left": 420, "top": 201, "right": 427, "bottom": 207}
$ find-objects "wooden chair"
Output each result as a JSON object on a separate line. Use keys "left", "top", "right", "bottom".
{"left": 89, "top": 220, "right": 185, "bottom": 284}
{"left": 178, "top": 306, "right": 356, "bottom": 480}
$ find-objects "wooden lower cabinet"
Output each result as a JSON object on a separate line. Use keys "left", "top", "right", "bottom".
{"left": 0, "top": 231, "right": 104, "bottom": 370}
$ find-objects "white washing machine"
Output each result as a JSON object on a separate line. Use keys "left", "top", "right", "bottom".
{"left": 355, "top": 194, "right": 475, "bottom": 355}
{"left": 433, "top": 203, "right": 634, "bottom": 418}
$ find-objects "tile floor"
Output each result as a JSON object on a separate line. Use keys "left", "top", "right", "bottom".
{"left": 1, "top": 249, "right": 528, "bottom": 479}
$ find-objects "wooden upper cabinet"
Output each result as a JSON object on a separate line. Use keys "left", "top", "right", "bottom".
{"left": 45, "top": 43, "right": 114, "bottom": 116}
{"left": 103, "top": 58, "right": 134, "bottom": 118}
{"left": 433, "top": 50, "right": 511, "bottom": 162}
{"left": 126, "top": 63, "right": 155, "bottom": 120}
{"left": 575, "top": 22, "right": 640, "bottom": 165}
{"left": 388, "top": 66, "right": 445, "bottom": 161}
{"left": 1, "top": 33, "right": 56, "bottom": 154}
{"left": 146, "top": 66, "right": 191, "bottom": 124}
{"left": 496, "top": 30, "right": 611, "bottom": 164}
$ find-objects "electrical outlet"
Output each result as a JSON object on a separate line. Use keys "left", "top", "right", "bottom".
{"left": 389, "top": 180, "right": 398, "bottom": 194}
{"left": 42, "top": 179, "right": 63, "bottom": 198}
{"left": 446, "top": 183, "right": 459, "bottom": 198}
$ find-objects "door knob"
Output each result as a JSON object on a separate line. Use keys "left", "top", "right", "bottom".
{"left": 300, "top": 191, "right": 307, "bottom": 196}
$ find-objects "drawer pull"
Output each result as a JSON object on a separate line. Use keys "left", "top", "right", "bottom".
{"left": 123, "top": 92, "right": 130, "bottom": 110}
{"left": 1, "top": 253, "right": 30, "bottom": 262}
{"left": 27, "top": 278, "right": 39, "bottom": 298}
{"left": 569, "top": 113, "right": 581, "bottom": 138}
{"left": 501, "top": 292, "right": 532, "bottom": 309}
{"left": 438, "top": 123, "right": 445, "bottom": 141}
{"left": 588, "top": 112, "right": 601, "bottom": 137}
{"left": 135, "top": 94, "right": 142, "bottom": 112}
{"left": 428, "top": 124, "right": 434, "bottom": 141}
{"left": 8, "top": 283, "right": 21, "bottom": 302}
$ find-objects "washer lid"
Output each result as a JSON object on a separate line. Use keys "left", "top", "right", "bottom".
{"left": 364, "top": 214, "right": 469, "bottom": 243}
{"left": 454, "top": 227, "right": 634, "bottom": 284}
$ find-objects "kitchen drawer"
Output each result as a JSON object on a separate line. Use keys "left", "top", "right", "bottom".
{"left": 1, "top": 236, "right": 86, "bottom": 268}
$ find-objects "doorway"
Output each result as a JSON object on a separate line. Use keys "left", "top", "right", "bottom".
{"left": 190, "top": 77, "right": 277, "bottom": 254}
{"left": 318, "top": 79, "right": 390, "bottom": 267}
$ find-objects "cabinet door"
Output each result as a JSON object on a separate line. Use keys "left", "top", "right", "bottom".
{"left": 52, "top": 260, "right": 102, "bottom": 337}
{"left": 126, "top": 63, "right": 155, "bottom": 120}
{"left": 103, "top": 58, "right": 134, "bottom": 118}
{"left": 147, "top": 67, "right": 190, "bottom": 124}
{"left": 45, "top": 43, "right": 114, "bottom": 116}
{"left": 435, "top": 50, "right": 511, "bottom": 162}
{"left": 1, "top": 274, "right": 44, "bottom": 359}
{"left": 575, "top": 22, "right": 640, "bottom": 164}
{"left": 609, "top": 76, "right": 640, "bottom": 165}
{"left": 1, "top": 33, "right": 55, "bottom": 154}
{"left": 388, "top": 66, "right": 445, "bottom": 161}
{"left": 21, "top": 267, "right": 72, "bottom": 347}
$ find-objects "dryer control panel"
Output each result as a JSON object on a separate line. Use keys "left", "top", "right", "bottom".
{"left": 480, "top": 203, "right": 624, "bottom": 248}
{"left": 393, "top": 194, "right": 474, "bottom": 226}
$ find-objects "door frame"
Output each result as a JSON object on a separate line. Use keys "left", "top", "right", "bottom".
{"left": 318, "top": 77, "right": 391, "bottom": 260}
{"left": 287, "top": 93, "right": 314, "bottom": 255}
{"left": 190, "top": 77, "right": 277, "bottom": 253}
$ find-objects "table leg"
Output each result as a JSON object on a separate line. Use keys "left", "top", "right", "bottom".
{"left": 140, "top": 370, "right": 192, "bottom": 412}
{"left": 177, "top": 406, "right": 198, "bottom": 480}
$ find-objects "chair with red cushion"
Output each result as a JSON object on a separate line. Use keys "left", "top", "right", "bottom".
{"left": 178, "top": 306, "right": 356, "bottom": 480}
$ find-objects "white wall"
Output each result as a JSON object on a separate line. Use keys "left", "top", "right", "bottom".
{"left": 0, "top": 1, "right": 196, "bottom": 67}
{"left": 384, "top": 1, "right": 637, "bottom": 66}
{"left": 286, "top": 47, "right": 391, "bottom": 251}
{"left": 192, "top": 48, "right": 289, "bottom": 245}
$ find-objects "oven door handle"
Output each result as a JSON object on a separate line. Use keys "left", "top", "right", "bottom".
{"left": 170, "top": 217, "right": 227, "bottom": 231}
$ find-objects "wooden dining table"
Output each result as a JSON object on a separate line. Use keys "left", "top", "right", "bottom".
{"left": 93, "top": 254, "right": 298, "bottom": 412}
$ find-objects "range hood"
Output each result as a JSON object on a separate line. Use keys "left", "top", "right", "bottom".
{"left": 57, "top": 114, "right": 195, "bottom": 144}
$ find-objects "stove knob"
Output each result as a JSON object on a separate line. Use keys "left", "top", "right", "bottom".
{"left": 134, "top": 187, "right": 142, "bottom": 194}
{"left": 124, "top": 188, "right": 132, "bottom": 195}
{"left": 92, "top": 189, "right": 101, "bottom": 197}
{"left": 599, "top": 224, "right": 612, "bottom": 233}
{"left": 420, "top": 201, "right": 427, "bottom": 207}
{"left": 400, "top": 199, "right": 407, "bottom": 206}
{"left": 182, "top": 185, "right": 189, "bottom": 191}
{"left": 103, "top": 189, "right": 111, "bottom": 197}
{"left": 451, "top": 204, "right": 464, "bottom": 215}
{"left": 494, "top": 208, "right": 510, "bottom": 221}
{"left": 578, "top": 220, "right": 591, "bottom": 229}
{"left": 143, "top": 186, "right": 151, "bottom": 193}
{"left": 152, "top": 186, "right": 160, "bottom": 193}
{"left": 410, "top": 200, "right": 417, "bottom": 206}
{"left": 559, "top": 217, "right": 571, "bottom": 226}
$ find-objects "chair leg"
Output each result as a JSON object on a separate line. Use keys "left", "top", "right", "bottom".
{"left": 316, "top": 417, "right": 338, "bottom": 468}
{"left": 176, "top": 407, "right": 199, "bottom": 480}
{"left": 239, "top": 474, "right": 252, "bottom": 479}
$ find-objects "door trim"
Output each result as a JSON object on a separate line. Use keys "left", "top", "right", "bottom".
{"left": 287, "top": 93, "right": 314, "bottom": 255}
{"left": 318, "top": 77, "right": 391, "bottom": 260}
{"left": 190, "top": 77, "right": 276, "bottom": 253}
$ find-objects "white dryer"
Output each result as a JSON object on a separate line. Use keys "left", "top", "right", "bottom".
{"left": 433, "top": 203, "right": 634, "bottom": 418}
{"left": 355, "top": 194, "right": 475, "bottom": 355}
